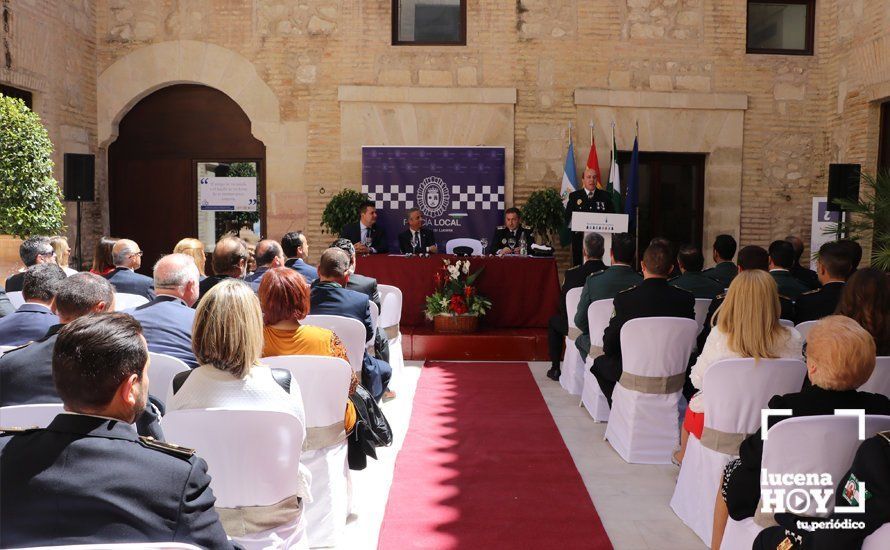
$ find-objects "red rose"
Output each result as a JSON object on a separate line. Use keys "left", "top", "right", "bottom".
{"left": 449, "top": 294, "right": 468, "bottom": 315}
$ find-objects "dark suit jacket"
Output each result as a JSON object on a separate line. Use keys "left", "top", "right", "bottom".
{"left": 791, "top": 262, "right": 821, "bottom": 291}
{"left": 559, "top": 259, "right": 606, "bottom": 320}
{"left": 285, "top": 258, "right": 318, "bottom": 283}
{"left": 793, "top": 281, "right": 845, "bottom": 325}
{"left": 564, "top": 188, "right": 614, "bottom": 265}
{"left": 244, "top": 266, "right": 270, "bottom": 284}
{"left": 398, "top": 227, "right": 437, "bottom": 254}
{"left": 340, "top": 222, "right": 389, "bottom": 254}
{"left": 105, "top": 267, "right": 155, "bottom": 301}
{"left": 0, "top": 414, "right": 233, "bottom": 549}
{"left": 770, "top": 269, "right": 809, "bottom": 300}
{"left": 0, "top": 304, "right": 59, "bottom": 347}
{"left": 309, "top": 280, "right": 373, "bottom": 342}
{"left": 701, "top": 261, "right": 737, "bottom": 289}
{"left": 669, "top": 271, "right": 725, "bottom": 300}
{"left": 4, "top": 272, "right": 24, "bottom": 292}
{"left": 488, "top": 226, "right": 534, "bottom": 254}
{"left": 128, "top": 296, "right": 198, "bottom": 369}
{"left": 0, "top": 290, "right": 13, "bottom": 318}
{"left": 196, "top": 275, "right": 259, "bottom": 306}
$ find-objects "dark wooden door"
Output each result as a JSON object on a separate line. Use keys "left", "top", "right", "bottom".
{"left": 108, "top": 84, "right": 265, "bottom": 273}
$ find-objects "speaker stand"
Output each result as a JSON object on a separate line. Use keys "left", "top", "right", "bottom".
{"left": 74, "top": 200, "right": 82, "bottom": 270}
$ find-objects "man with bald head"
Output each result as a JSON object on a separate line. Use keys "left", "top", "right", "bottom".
{"left": 245, "top": 239, "right": 285, "bottom": 284}
{"left": 104, "top": 238, "right": 155, "bottom": 300}
{"left": 197, "top": 237, "right": 259, "bottom": 303}
{"left": 126, "top": 254, "right": 200, "bottom": 369}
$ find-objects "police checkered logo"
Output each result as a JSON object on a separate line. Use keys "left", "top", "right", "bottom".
{"left": 362, "top": 184, "right": 415, "bottom": 210}
{"left": 450, "top": 185, "right": 504, "bottom": 211}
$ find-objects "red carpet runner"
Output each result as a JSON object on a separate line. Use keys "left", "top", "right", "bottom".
{"left": 378, "top": 362, "right": 612, "bottom": 549}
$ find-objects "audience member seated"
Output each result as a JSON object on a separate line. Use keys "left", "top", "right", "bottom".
{"left": 547, "top": 232, "right": 607, "bottom": 381}
{"left": 245, "top": 239, "right": 286, "bottom": 284}
{"left": 4, "top": 236, "right": 57, "bottom": 292}
{"left": 0, "top": 263, "right": 65, "bottom": 346}
{"left": 669, "top": 243, "right": 725, "bottom": 299}
{"left": 340, "top": 200, "right": 389, "bottom": 255}
{"left": 837, "top": 238, "right": 864, "bottom": 275}
{"left": 590, "top": 241, "right": 695, "bottom": 404}
{"left": 768, "top": 240, "right": 809, "bottom": 300}
{"left": 0, "top": 313, "right": 234, "bottom": 549}
{"left": 197, "top": 236, "right": 258, "bottom": 303}
{"left": 310, "top": 248, "right": 392, "bottom": 401}
{"left": 785, "top": 234, "right": 819, "bottom": 290}
{"left": 260, "top": 266, "right": 359, "bottom": 432}
{"left": 282, "top": 230, "right": 318, "bottom": 283}
{"left": 489, "top": 207, "right": 534, "bottom": 256}
{"left": 711, "top": 316, "right": 890, "bottom": 549}
{"left": 573, "top": 232, "right": 642, "bottom": 360}
{"left": 793, "top": 240, "right": 851, "bottom": 324}
{"left": 89, "top": 236, "right": 118, "bottom": 276}
{"left": 835, "top": 267, "right": 890, "bottom": 356}
{"left": 674, "top": 270, "right": 803, "bottom": 465}
{"left": 0, "top": 290, "right": 12, "bottom": 319}
{"left": 173, "top": 237, "right": 207, "bottom": 279}
{"left": 398, "top": 208, "right": 438, "bottom": 254}
{"left": 50, "top": 235, "right": 78, "bottom": 276}
{"left": 105, "top": 239, "right": 155, "bottom": 300}
{"left": 127, "top": 254, "right": 199, "bottom": 368}
{"left": 702, "top": 234, "right": 738, "bottom": 288}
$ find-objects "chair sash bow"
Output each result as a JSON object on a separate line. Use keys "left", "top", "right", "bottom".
{"left": 216, "top": 494, "right": 302, "bottom": 536}
{"left": 699, "top": 426, "right": 748, "bottom": 455}
{"left": 304, "top": 421, "right": 346, "bottom": 451}
{"left": 618, "top": 372, "right": 685, "bottom": 394}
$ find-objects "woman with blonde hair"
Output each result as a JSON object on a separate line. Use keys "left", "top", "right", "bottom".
{"left": 49, "top": 235, "right": 77, "bottom": 275}
{"left": 173, "top": 237, "right": 207, "bottom": 278}
{"left": 673, "top": 269, "right": 803, "bottom": 465}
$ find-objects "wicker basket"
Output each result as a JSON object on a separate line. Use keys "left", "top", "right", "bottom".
{"left": 433, "top": 314, "right": 480, "bottom": 334}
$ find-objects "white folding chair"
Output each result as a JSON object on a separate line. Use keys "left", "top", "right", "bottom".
{"left": 557, "top": 288, "right": 583, "bottom": 394}
{"left": 779, "top": 318, "right": 794, "bottom": 329}
{"left": 445, "top": 238, "right": 483, "bottom": 256}
{"left": 721, "top": 414, "right": 890, "bottom": 550}
{"left": 604, "top": 317, "right": 699, "bottom": 464}
{"left": 114, "top": 292, "right": 149, "bottom": 311}
{"left": 368, "top": 301, "right": 379, "bottom": 347}
{"left": 794, "top": 320, "right": 819, "bottom": 342}
{"left": 7, "top": 291, "right": 24, "bottom": 310}
{"left": 863, "top": 523, "right": 890, "bottom": 550}
{"left": 17, "top": 544, "right": 204, "bottom": 549}
{"left": 693, "top": 298, "right": 711, "bottom": 332}
{"left": 860, "top": 356, "right": 890, "bottom": 397}
{"left": 579, "top": 298, "right": 615, "bottom": 422}
{"left": 261, "top": 355, "right": 352, "bottom": 548}
{"left": 0, "top": 403, "right": 65, "bottom": 428}
{"left": 149, "top": 352, "right": 190, "bottom": 406}
{"left": 669, "top": 358, "right": 806, "bottom": 545}
{"left": 162, "top": 409, "right": 308, "bottom": 550}
{"left": 378, "top": 284, "right": 404, "bottom": 387}
{"left": 303, "top": 315, "right": 366, "bottom": 372}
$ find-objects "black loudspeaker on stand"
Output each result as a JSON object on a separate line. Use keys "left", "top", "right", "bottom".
{"left": 827, "top": 163, "right": 861, "bottom": 240}
{"left": 63, "top": 153, "right": 96, "bottom": 270}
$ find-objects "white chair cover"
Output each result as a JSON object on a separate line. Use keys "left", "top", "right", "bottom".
{"left": 17, "top": 544, "right": 204, "bottom": 549}
{"left": 561, "top": 297, "right": 611, "bottom": 396}
{"left": 162, "top": 409, "right": 308, "bottom": 550}
{"left": 378, "top": 284, "right": 404, "bottom": 389}
{"left": 863, "top": 523, "right": 890, "bottom": 550}
{"left": 604, "top": 317, "right": 699, "bottom": 464}
{"left": 149, "top": 352, "right": 190, "bottom": 406}
{"left": 0, "top": 403, "right": 65, "bottom": 429}
{"left": 778, "top": 318, "right": 794, "bottom": 329}
{"left": 694, "top": 298, "right": 711, "bottom": 332}
{"left": 113, "top": 292, "right": 149, "bottom": 311}
{"left": 721, "top": 414, "right": 890, "bottom": 550}
{"left": 368, "top": 301, "right": 379, "bottom": 346}
{"left": 557, "top": 288, "right": 583, "bottom": 395}
{"left": 302, "top": 315, "right": 366, "bottom": 372}
{"left": 7, "top": 291, "right": 24, "bottom": 310}
{"left": 860, "top": 356, "right": 890, "bottom": 397}
{"left": 578, "top": 299, "right": 616, "bottom": 419}
{"left": 261, "top": 355, "right": 352, "bottom": 548}
{"left": 794, "top": 320, "right": 819, "bottom": 342}
{"left": 444, "top": 238, "right": 483, "bottom": 255}
{"left": 669, "top": 358, "right": 806, "bottom": 545}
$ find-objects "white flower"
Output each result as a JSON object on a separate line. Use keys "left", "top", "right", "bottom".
{"left": 448, "top": 265, "right": 459, "bottom": 280}
{"left": 440, "top": 297, "right": 449, "bottom": 308}
{"left": 461, "top": 261, "right": 469, "bottom": 274}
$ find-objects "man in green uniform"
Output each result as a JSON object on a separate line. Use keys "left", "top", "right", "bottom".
{"left": 669, "top": 244, "right": 725, "bottom": 299}
{"left": 768, "top": 240, "right": 809, "bottom": 300}
{"left": 701, "top": 234, "right": 737, "bottom": 288}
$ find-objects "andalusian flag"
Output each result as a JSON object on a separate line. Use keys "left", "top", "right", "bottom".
{"left": 607, "top": 126, "right": 622, "bottom": 212}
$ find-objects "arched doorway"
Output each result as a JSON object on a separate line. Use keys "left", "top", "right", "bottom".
{"left": 108, "top": 84, "right": 266, "bottom": 273}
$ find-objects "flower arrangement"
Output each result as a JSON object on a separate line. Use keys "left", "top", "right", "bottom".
{"left": 424, "top": 258, "right": 492, "bottom": 319}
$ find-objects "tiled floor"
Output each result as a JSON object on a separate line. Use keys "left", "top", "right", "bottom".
{"left": 339, "top": 361, "right": 706, "bottom": 550}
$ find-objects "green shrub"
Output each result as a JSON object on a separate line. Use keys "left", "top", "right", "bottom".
{"left": 521, "top": 187, "right": 565, "bottom": 245}
{"left": 320, "top": 188, "right": 369, "bottom": 235}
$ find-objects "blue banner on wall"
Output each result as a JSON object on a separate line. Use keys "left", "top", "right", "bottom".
{"left": 361, "top": 147, "right": 506, "bottom": 253}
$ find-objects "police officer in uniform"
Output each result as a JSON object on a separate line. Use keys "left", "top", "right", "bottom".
{"left": 768, "top": 240, "right": 809, "bottom": 300}
{"left": 565, "top": 167, "right": 614, "bottom": 266}
{"left": 489, "top": 207, "right": 534, "bottom": 255}
{"left": 669, "top": 244, "right": 725, "bottom": 300}
{"left": 701, "top": 234, "right": 738, "bottom": 288}
{"left": 793, "top": 241, "right": 850, "bottom": 325}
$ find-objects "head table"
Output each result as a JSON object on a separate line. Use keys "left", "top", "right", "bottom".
{"left": 354, "top": 254, "right": 561, "bottom": 329}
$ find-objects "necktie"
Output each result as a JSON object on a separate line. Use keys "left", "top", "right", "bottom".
{"left": 413, "top": 231, "right": 420, "bottom": 253}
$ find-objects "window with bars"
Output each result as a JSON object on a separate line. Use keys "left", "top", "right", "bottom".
{"left": 392, "top": 0, "right": 466, "bottom": 46}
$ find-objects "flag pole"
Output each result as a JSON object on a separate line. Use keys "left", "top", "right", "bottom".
{"left": 634, "top": 121, "right": 640, "bottom": 270}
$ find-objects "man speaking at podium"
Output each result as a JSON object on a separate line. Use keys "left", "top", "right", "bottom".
{"left": 565, "top": 167, "right": 614, "bottom": 266}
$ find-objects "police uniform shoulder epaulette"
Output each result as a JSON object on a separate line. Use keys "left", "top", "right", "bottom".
{"left": 0, "top": 342, "right": 31, "bottom": 356}
{"left": 668, "top": 274, "right": 681, "bottom": 282}
{"left": 138, "top": 436, "right": 196, "bottom": 459}
{"left": 674, "top": 286, "right": 694, "bottom": 295}
{"left": 586, "top": 269, "right": 606, "bottom": 279}
{"left": 715, "top": 292, "right": 727, "bottom": 300}
{"left": 617, "top": 284, "right": 639, "bottom": 294}
{"left": 878, "top": 431, "right": 890, "bottom": 444}
{"left": 799, "top": 288, "right": 820, "bottom": 296}
{"left": 0, "top": 426, "right": 41, "bottom": 435}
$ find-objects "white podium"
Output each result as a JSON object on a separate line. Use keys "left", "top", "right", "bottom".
{"left": 571, "top": 213, "right": 629, "bottom": 266}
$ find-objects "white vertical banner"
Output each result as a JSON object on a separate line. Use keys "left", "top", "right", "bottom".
{"left": 810, "top": 197, "right": 840, "bottom": 270}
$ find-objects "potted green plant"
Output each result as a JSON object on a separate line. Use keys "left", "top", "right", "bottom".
{"left": 320, "top": 189, "right": 369, "bottom": 235}
{"left": 0, "top": 94, "right": 65, "bottom": 281}
{"left": 827, "top": 169, "right": 890, "bottom": 270}
{"left": 520, "top": 187, "right": 565, "bottom": 246}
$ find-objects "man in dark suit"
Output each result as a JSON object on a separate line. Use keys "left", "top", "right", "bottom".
{"left": 0, "top": 290, "right": 12, "bottom": 318}
{"left": 104, "top": 239, "right": 155, "bottom": 300}
{"left": 794, "top": 240, "right": 850, "bottom": 324}
{"left": 564, "top": 167, "right": 614, "bottom": 266}
{"left": 4, "top": 236, "right": 57, "bottom": 292}
{"left": 245, "top": 239, "right": 286, "bottom": 284}
{"left": 785, "top": 234, "right": 820, "bottom": 290}
{"left": 282, "top": 230, "right": 318, "bottom": 283}
{"left": 0, "top": 263, "right": 65, "bottom": 346}
{"left": 489, "top": 207, "right": 535, "bottom": 256}
{"left": 768, "top": 240, "right": 809, "bottom": 300}
{"left": 591, "top": 241, "right": 695, "bottom": 404}
{"left": 669, "top": 244, "right": 724, "bottom": 299}
{"left": 340, "top": 200, "right": 389, "bottom": 254}
{"left": 701, "top": 234, "right": 737, "bottom": 288}
{"left": 0, "top": 313, "right": 234, "bottom": 549}
{"left": 310, "top": 248, "right": 392, "bottom": 400}
{"left": 398, "top": 208, "right": 438, "bottom": 254}
{"left": 127, "top": 253, "right": 199, "bottom": 369}
{"left": 837, "top": 238, "right": 863, "bottom": 274}
{"left": 546, "top": 232, "right": 607, "bottom": 381}
{"left": 197, "top": 237, "right": 259, "bottom": 304}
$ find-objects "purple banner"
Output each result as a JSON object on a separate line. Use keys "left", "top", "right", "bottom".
{"left": 361, "top": 147, "right": 505, "bottom": 253}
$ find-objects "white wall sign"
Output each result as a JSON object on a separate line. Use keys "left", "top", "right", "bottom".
{"left": 199, "top": 177, "right": 257, "bottom": 212}
{"left": 810, "top": 197, "right": 840, "bottom": 270}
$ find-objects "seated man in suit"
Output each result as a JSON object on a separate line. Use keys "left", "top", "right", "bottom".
{"left": 0, "top": 313, "right": 234, "bottom": 549}
{"left": 282, "top": 230, "right": 318, "bottom": 283}
{"left": 105, "top": 239, "right": 155, "bottom": 300}
{"left": 310, "top": 248, "right": 392, "bottom": 401}
{"left": 245, "top": 239, "right": 286, "bottom": 284}
{"left": 0, "top": 290, "right": 12, "bottom": 318}
{"left": 4, "top": 236, "right": 57, "bottom": 292}
{"left": 768, "top": 239, "right": 809, "bottom": 300}
{"left": 340, "top": 200, "right": 389, "bottom": 255}
{"left": 701, "top": 234, "right": 737, "bottom": 289}
{"left": 398, "top": 208, "right": 438, "bottom": 254}
{"left": 793, "top": 240, "right": 850, "bottom": 324}
{"left": 489, "top": 207, "right": 534, "bottom": 256}
{"left": 591, "top": 241, "right": 695, "bottom": 405}
{"left": 127, "top": 254, "right": 199, "bottom": 369}
{"left": 574, "top": 232, "right": 642, "bottom": 360}
{"left": 669, "top": 244, "right": 724, "bottom": 299}
{"left": 785, "top": 234, "right": 820, "bottom": 290}
{"left": 197, "top": 236, "right": 259, "bottom": 304}
{"left": 0, "top": 263, "right": 65, "bottom": 346}
{"left": 546, "top": 232, "right": 607, "bottom": 381}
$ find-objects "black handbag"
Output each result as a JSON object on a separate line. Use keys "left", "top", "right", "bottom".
{"left": 347, "top": 384, "right": 393, "bottom": 470}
